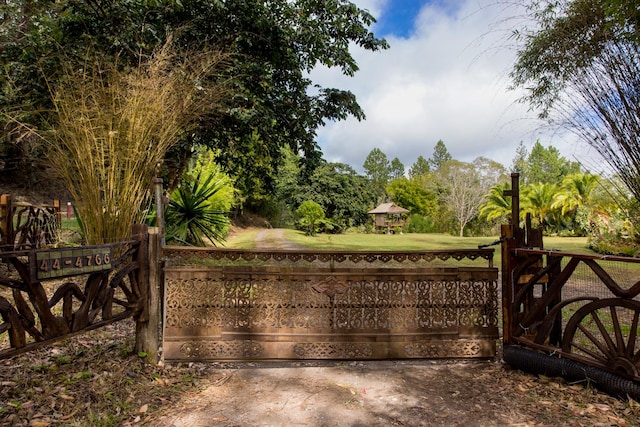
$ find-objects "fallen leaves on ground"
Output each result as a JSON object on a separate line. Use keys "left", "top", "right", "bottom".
{"left": 0, "top": 320, "right": 639, "bottom": 426}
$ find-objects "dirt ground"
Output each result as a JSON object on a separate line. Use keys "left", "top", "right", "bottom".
{"left": 3, "top": 318, "right": 639, "bottom": 427}
{"left": 152, "top": 357, "right": 639, "bottom": 427}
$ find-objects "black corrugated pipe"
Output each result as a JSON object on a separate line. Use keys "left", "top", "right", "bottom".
{"left": 503, "top": 345, "right": 640, "bottom": 401}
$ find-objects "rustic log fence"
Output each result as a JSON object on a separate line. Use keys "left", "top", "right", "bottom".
{"left": 0, "top": 224, "right": 161, "bottom": 361}
{"left": 0, "top": 194, "right": 61, "bottom": 250}
{"left": 501, "top": 173, "right": 640, "bottom": 399}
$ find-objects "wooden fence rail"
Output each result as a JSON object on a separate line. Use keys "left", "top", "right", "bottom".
{"left": 0, "top": 194, "right": 61, "bottom": 250}
{"left": 0, "top": 225, "right": 161, "bottom": 361}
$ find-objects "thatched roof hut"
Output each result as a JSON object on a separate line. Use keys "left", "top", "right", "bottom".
{"left": 367, "top": 202, "right": 409, "bottom": 234}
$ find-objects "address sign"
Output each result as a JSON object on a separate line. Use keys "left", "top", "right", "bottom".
{"left": 32, "top": 246, "right": 113, "bottom": 281}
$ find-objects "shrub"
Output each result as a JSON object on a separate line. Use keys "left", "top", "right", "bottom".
{"left": 296, "top": 201, "right": 325, "bottom": 236}
{"left": 47, "top": 39, "right": 231, "bottom": 244}
{"left": 405, "top": 214, "right": 437, "bottom": 233}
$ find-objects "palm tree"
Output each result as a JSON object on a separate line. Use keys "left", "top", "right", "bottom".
{"left": 522, "top": 182, "right": 560, "bottom": 231}
{"left": 479, "top": 182, "right": 513, "bottom": 223}
{"left": 165, "top": 165, "right": 234, "bottom": 246}
{"left": 551, "top": 173, "right": 600, "bottom": 215}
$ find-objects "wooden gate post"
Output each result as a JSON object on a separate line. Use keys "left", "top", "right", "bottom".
{"left": 0, "top": 194, "right": 13, "bottom": 247}
{"left": 501, "top": 173, "right": 522, "bottom": 346}
{"left": 501, "top": 223, "right": 515, "bottom": 345}
{"left": 135, "top": 226, "right": 162, "bottom": 364}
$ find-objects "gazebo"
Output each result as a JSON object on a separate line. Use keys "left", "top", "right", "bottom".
{"left": 367, "top": 202, "right": 410, "bottom": 234}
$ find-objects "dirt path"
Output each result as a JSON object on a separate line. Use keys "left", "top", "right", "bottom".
{"left": 254, "top": 228, "right": 303, "bottom": 250}
{"left": 155, "top": 360, "right": 512, "bottom": 427}
{"left": 152, "top": 358, "right": 637, "bottom": 427}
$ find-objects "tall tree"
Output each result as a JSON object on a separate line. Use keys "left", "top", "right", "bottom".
{"left": 428, "top": 140, "right": 452, "bottom": 171}
{"left": 526, "top": 141, "right": 580, "bottom": 185}
{"left": 510, "top": 142, "right": 529, "bottom": 176}
{"left": 390, "top": 157, "right": 405, "bottom": 179}
{"left": 408, "top": 155, "right": 430, "bottom": 178}
{"left": 473, "top": 156, "right": 508, "bottom": 190}
{"left": 305, "top": 162, "right": 377, "bottom": 229}
{"left": 511, "top": 0, "right": 640, "bottom": 205}
{"left": 363, "top": 148, "right": 391, "bottom": 200}
{"left": 282, "top": 161, "right": 376, "bottom": 230}
{"left": 436, "top": 160, "right": 487, "bottom": 237}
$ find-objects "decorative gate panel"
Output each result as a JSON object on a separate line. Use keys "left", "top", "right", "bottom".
{"left": 163, "top": 248, "right": 498, "bottom": 361}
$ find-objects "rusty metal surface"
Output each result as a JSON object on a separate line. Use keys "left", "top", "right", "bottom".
{"left": 163, "top": 248, "right": 499, "bottom": 361}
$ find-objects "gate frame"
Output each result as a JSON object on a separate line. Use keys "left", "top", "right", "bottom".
{"left": 161, "top": 246, "right": 499, "bottom": 362}
{"left": 500, "top": 173, "right": 640, "bottom": 398}
{"left": 0, "top": 223, "right": 162, "bottom": 363}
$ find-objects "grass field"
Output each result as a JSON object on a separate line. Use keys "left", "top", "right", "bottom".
{"left": 227, "top": 228, "right": 592, "bottom": 252}
{"left": 283, "top": 229, "right": 592, "bottom": 252}
{"left": 223, "top": 227, "right": 596, "bottom": 268}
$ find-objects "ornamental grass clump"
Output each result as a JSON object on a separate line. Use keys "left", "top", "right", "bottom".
{"left": 48, "top": 40, "right": 230, "bottom": 244}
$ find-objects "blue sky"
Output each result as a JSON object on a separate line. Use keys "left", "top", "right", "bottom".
{"left": 374, "top": 0, "right": 426, "bottom": 38}
{"left": 312, "top": 0, "right": 591, "bottom": 173}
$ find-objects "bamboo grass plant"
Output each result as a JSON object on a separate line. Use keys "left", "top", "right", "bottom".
{"left": 47, "top": 39, "right": 231, "bottom": 244}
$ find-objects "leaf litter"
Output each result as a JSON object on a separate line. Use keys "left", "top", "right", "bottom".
{"left": 0, "top": 320, "right": 638, "bottom": 426}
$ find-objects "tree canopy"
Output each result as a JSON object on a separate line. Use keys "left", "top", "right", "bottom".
{"left": 363, "top": 147, "right": 391, "bottom": 200}
{"left": 511, "top": 0, "right": 640, "bottom": 204}
{"left": 428, "top": 140, "right": 452, "bottom": 170}
{"left": 0, "top": 0, "right": 388, "bottom": 206}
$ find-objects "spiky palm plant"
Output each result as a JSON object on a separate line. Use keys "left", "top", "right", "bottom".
{"left": 165, "top": 165, "right": 233, "bottom": 246}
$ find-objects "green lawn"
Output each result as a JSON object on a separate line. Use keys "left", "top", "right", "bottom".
{"left": 283, "top": 229, "right": 591, "bottom": 252}
{"left": 223, "top": 227, "right": 595, "bottom": 268}
{"left": 283, "top": 229, "right": 502, "bottom": 251}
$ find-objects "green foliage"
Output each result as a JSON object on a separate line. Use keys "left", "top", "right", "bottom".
{"left": 277, "top": 155, "right": 377, "bottom": 230}
{"left": 0, "top": 0, "right": 388, "bottom": 203}
{"left": 511, "top": 0, "right": 640, "bottom": 207}
{"left": 389, "top": 157, "right": 405, "bottom": 179}
{"left": 305, "top": 163, "right": 376, "bottom": 229}
{"left": 46, "top": 42, "right": 229, "bottom": 244}
{"left": 479, "top": 182, "right": 513, "bottom": 223}
{"left": 589, "top": 233, "right": 639, "bottom": 257}
{"left": 525, "top": 141, "right": 581, "bottom": 185}
{"left": 408, "top": 155, "right": 430, "bottom": 178}
{"left": 551, "top": 173, "right": 600, "bottom": 215}
{"left": 165, "top": 160, "right": 234, "bottom": 246}
{"left": 428, "top": 140, "right": 452, "bottom": 170}
{"left": 521, "top": 182, "right": 561, "bottom": 231}
{"left": 363, "top": 148, "right": 391, "bottom": 199}
{"left": 386, "top": 177, "right": 438, "bottom": 217}
{"left": 296, "top": 200, "right": 325, "bottom": 236}
{"left": 404, "top": 214, "right": 437, "bottom": 233}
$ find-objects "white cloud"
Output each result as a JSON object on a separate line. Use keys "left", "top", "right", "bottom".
{"left": 312, "top": 0, "right": 588, "bottom": 173}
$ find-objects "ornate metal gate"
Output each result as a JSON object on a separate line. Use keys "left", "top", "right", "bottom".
{"left": 163, "top": 247, "right": 499, "bottom": 361}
